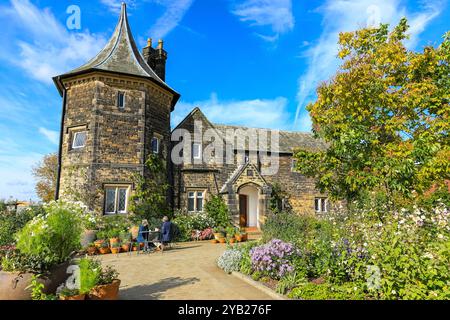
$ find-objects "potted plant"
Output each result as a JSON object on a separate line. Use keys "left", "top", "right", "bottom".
{"left": 110, "top": 242, "right": 121, "bottom": 254}
{"left": 132, "top": 242, "right": 139, "bottom": 251}
{"left": 109, "top": 230, "right": 120, "bottom": 247}
{"left": 119, "top": 232, "right": 131, "bottom": 252}
{"left": 239, "top": 227, "right": 248, "bottom": 242}
{"left": 58, "top": 286, "right": 85, "bottom": 300}
{"left": 80, "top": 212, "right": 99, "bottom": 248}
{"left": 86, "top": 243, "right": 97, "bottom": 255}
{"left": 88, "top": 266, "right": 120, "bottom": 300}
{"left": 98, "top": 242, "right": 110, "bottom": 255}
{"left": 213, "top": 227, "right": 225, "bottom": 240}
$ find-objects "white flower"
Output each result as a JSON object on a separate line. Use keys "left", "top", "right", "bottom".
{"left": 391, "top": 290, "right": 396, "bottom": 295}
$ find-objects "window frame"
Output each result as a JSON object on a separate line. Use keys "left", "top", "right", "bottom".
{"left": 315, "top": 197, "right": 328, "bottom": 213}
{"left": 187, "top": 190, "right": 205, "bottom": 212}
{"left": 151, "top": 136, "right": 160, "bottom": 154}
{"left": 71, "top": 131, "right": 87, "bottom": 149}
{"left": 104, "top": 185, "right": 130, "bottom": 215}
{"left": 192, "top": 142, "right": 202, "bottom": 160}
{"left": 118, "top": 91, "right": 126, "bottom": 109}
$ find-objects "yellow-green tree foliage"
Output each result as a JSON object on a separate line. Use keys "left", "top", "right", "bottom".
{"left": 295, "top": 19, "right": 449, "bottom": 203}
{"left": 32, "top": 153, "right": 58, "bottom": 202}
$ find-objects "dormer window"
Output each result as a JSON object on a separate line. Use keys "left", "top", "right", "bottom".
{"left": 118, "top": 92, "right": 125, "bottom": 109}
{"left": 72, "top": 131, "right": 87, "bottom": 149}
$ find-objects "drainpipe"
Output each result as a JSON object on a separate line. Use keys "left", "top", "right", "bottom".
{"left": 55, "top": 78, "right": 67, "bottom": 200}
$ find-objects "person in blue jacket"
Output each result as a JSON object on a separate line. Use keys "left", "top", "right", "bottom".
{"left": 136, "top": 219, "right": 149, "bottom": 250}
{"left": 160, "top": 216, "right": 172, "bottom": 252}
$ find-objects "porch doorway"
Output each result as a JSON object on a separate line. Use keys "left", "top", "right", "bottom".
{"left": 238, "top": 184, "right": 259, "bottom": 228}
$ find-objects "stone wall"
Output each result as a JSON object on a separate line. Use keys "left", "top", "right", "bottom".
{"left": 59, "top": 72, "right": 173, "bottom": 214}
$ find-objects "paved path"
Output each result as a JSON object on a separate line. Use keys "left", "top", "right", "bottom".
{"left": 96, "top": 241, "right": 272, "bottom": 300}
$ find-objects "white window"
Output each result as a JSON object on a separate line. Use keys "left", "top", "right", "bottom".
{"left": 192, "top": 143, "right": 202, "bottom": 160}
{"left": 291, "top": 159, "right": 298, "bottom": 172}
{"left": 72, "top": 131, "right": 87, "bottom": 149}
{"left": 118, "top": 92, "right": 125, "bottom": 109}
{"left": 187, "top": 191, "right": 204, "bottom": 212}
{"left": 315, "top": 197, "right": 328, "bottom": 213}
{"left": 105, "top": 186, "right": 129, "bottom": 214}
{"left": 151, "top": 137, "right": 159, "bottom": 154}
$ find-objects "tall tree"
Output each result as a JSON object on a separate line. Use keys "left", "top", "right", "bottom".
{"left": 295, "top": 19, "right": 449, "bottom": 206}
{"left": 32, "top": 153, "right": 58, "bottom": 202}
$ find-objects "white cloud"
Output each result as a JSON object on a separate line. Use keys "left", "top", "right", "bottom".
{"left": 231, "top": 0, "right": 294, "bottom": 41}
{"left": 148, "top": 0, "right": 195, "bottom": 40}
{"left": 173, "top": 93, "right": 295, "bottom": 131}
{"left": 294, "top": 0, "right": 443, "bottom": 129}
{"left": 0, "top": 0, "right": 106, "bottom": 84}
{"left": 39, "top": 127, "right": 59, "bottom": 145}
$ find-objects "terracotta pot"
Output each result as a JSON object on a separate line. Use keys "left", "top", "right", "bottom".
{"left": 109, "top": 238, "right": 120, "bottom": 246}
{"left": 213, "top": 232, "right": 224, "bottom": 240}
{"left": 121, "top": 244, "right": 130, "bottom": 252}
{"left": 94, "top": 240, "right": 105, "bottom": 248}
{"left": 88, "top": 280, "right": 121, "bottom": 300}
{"left": 242, "top": 233, "right": 248, "bottom": 241}
{"left": 87, "top": 246, "right": 97, "bottom": 256}
{"left": 229, "top": 238, "right": 236, "bottom": 244}
{"left": 110, "top": 247, "right": 120, "bottom": 254}
{"left": 0, "top": 260, "right": 71, "bottom": 300}
{"left": 210, "top": 239, "right": 218, "bottom": 244}
{"left": 219, "top": 238, "right": 226, "bottom": 244}
{"left": 132, "top": 246, "right": 138, "bottom": 251}
{"left": 59, "top": 294, "right": 86, "bottom": 300}
{"left": 80, "top": 230, "right": 97, "bottom": 248}
{"left": 98, "top": 247, "right": 111, "bottom": 255}
{"left": 235, "top": 235, "right": 243, "bottom": 242}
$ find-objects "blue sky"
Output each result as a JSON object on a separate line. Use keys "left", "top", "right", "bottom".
{"left": 0, "top": 0, "right": 448, "bottom": 200}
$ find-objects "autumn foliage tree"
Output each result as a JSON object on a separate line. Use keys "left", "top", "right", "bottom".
{"left": 32, "top": 153, "right": 58, "bottom": 202}
{"left": 294, "top": 19, "right": 449, "bottom": 207}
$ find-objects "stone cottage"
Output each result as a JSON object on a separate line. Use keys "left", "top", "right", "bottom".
{"left": 53, "top": 3, "right": 329, "bottom": 229}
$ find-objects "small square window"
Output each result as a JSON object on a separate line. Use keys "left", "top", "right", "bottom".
{"left": 151, "top": 137, "right": 159, "bottom": 154}
{"left": 72, "top": 131, "right": 87, "bottom": 149}
{"left": 118, "top": 92, "right": 125, "bottom": 109}
{"left": 192, "top": 143, "right": 202, "bottom": 160}
{"left": 247, "top": 169, "right": 254, "bottom": 177}
{"left": 315, "top": 197, "right": 328, "bottom": 213}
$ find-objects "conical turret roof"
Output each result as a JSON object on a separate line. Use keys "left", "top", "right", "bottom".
{"left": 53, "top": 3, "right": 179, "bottom": 107}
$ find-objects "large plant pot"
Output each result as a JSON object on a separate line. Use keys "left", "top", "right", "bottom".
{"left": 88, "top": 279, "right": 121, "bottom": 300}
{"left": 59, "top": 294, "right": 85, "bottom": 300}
{"left": 80, "top": 230, "right": 97, "bottom": 248}
{"left": 213, "top": 232, "right": 224, "bottom": 240}
{"left": 0, "top": 260, "right": 71, "bottom": 300}
{"left": 109, "top": 238, "right": 120, "bottom": 246}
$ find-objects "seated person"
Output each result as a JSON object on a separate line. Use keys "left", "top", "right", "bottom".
{"left": 136, "top": 219, "right": 149, "bottom": 245}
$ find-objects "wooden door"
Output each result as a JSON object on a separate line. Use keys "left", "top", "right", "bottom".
{"left": 239, "top": 195, "right": 248, "bottom": 227}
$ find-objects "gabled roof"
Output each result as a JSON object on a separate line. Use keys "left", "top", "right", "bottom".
{"left": 173, "top": 107, "right": 328, "bottom": 154}
{"left": 53, "top": 3, "right": 179, "bottom": 108}
{"left": 219, "top": 162, "right": 268, "bottom": 193}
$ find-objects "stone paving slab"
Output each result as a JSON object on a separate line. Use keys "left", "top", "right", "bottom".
{"left": 95, "top": 241, "right": 272, "bottom": 300}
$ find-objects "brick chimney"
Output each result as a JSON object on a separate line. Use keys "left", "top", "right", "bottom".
{"left": 142, "top": 38, "right": 167, "bottom": 81}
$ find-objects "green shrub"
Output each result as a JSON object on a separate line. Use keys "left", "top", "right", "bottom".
{"left": 204, "top": 195, "right": 232, "bottom": 229}
{"left": 0, "top": 205, "right": 44, "bottom": 246}
{"left": 78, "top": 258, "right": 100, "bottom": 294}
{"left": 288, "top": 282, "right": 366, "bottom": 300}
{"left": 172, "top": 210, "right": 215, "bottom": 241}
{"left": 15, "top": 201, "right": 83, "bottom": 265}
{"left": 276, "top": 272, "right": 307, "bottom": 295}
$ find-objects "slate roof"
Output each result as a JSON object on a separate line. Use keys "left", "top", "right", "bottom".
{"left": 53, "top": 3, "right": 179, "bottom": 107}
{"left": 213, "top": 124, "right": 328, "bottom": 154}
